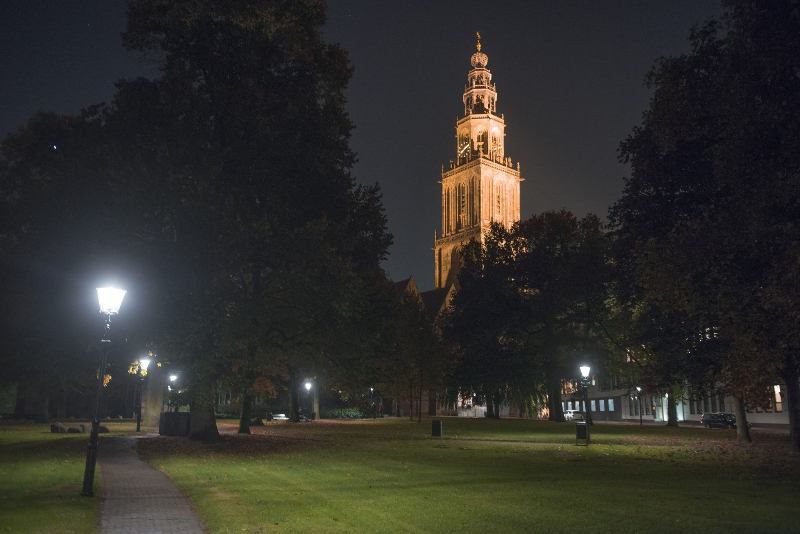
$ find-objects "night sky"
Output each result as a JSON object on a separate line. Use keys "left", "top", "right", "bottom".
{"left": 1, "top": 1, "right": 722, "bottom": 291}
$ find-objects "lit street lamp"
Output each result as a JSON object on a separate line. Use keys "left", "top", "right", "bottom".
{"left": 136, "top": 356, "right": 151, "bottom": 432}
{"left": 169, "top": 374, "right": 178, "bottom": 412}
{"left": 636, "top": 386, "right": 643, "bottom": 425}
{"left": 580, "top": 365, "right": 593, "bottom": 426}
{"left": 82, "top": 286, "right": 126, "bottom": 497}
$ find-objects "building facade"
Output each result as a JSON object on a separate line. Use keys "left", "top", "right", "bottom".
{"left": 434, "top": 36, "right": 524, "bottom": 289}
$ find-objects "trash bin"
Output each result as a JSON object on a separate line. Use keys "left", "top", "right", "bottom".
{"left": 432, "top": 420, "right": 442, "bottom": 438}
{"left": 575, "top": 420, "right": 590, "bottom": 446}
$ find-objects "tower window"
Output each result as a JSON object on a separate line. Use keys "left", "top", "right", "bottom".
{"left": 477, "top": 129, "right": 487, "bottom": 154}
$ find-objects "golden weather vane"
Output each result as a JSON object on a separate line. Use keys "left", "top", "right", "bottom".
{"left": 477, "top": 31, "right": 482, "bottom": 51}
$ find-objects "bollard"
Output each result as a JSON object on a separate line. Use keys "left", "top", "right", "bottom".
{"left": 431, "top": 420, "right": 442, "bottom": 438}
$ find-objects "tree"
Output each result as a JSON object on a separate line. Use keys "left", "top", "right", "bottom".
{"left": 610, "top": 1, "right": 800, "bottom": 446}
{"left": 115, "top": 0, "right": 392, "bottom": 435}
{"left": 444, "top": 223, "right": 531, "bottom": 418}
{"left": 1, "top": 0, "right": 392, "bottom": 440}
{"left": 443, "top": 212, "right": 611, "bottom": 421}
{"left": 514, "top": 211, "right": 612, "bottom": 422}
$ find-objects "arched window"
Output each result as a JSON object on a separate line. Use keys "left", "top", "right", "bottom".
{"left": 476, "top": 129, "right": 487, "bottom": 155}
{"left": 491, "top": 132, "right": 501, "bottom": 160}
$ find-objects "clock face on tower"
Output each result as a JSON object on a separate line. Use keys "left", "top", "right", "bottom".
{"left": 459, "top": 142, "right": 470, "bottom": 156}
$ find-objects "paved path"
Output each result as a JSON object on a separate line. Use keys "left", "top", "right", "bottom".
{"left": 98, "top": 436, "right": 206, "bottom": 534}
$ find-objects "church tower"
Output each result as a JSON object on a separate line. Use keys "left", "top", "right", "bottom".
{"left": 434, "top": 34, "right": 524, "bottom": 289}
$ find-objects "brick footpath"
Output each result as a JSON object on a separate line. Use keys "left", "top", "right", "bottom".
{"left": 98, "top": 436, "right": 206, "bottom": 534}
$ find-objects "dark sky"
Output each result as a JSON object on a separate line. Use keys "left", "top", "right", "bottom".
{"left": 1, "top": 1, "right": 722, "bottom": 291}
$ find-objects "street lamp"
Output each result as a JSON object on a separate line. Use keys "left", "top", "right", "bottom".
{"left": 82, "top": 286, "right": 126, "bottom": 497}
{"left": 636, "top": 386, "right": 643, "bottom": 425}
{"left": 580, "top": 365, "right": 592, "bottom": 426}
{"left": 169, "top": 374, "right": 178, "bottom": 412}
{"left": 136, "top": 356, "right": 151, "bottom": 432}
{"left": 304, "top": 381, "right": 313, "bottom": 419}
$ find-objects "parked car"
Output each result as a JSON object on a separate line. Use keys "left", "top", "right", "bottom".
{"left": 564, "top": 410, "right": 584, "bottom": 421}
{"left": 700, "top": 412, "right": 737, "bottom": 429}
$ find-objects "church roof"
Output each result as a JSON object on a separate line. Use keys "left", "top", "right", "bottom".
{"left": 394, "top": 275, "right": 421, "bottom": 300}
{"left": 420, "top": 285, "right": 455, "bottom": 319}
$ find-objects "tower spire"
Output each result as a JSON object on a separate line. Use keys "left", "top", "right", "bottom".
{"left": 476, "top": 31, "right": 481, "bottom": 51}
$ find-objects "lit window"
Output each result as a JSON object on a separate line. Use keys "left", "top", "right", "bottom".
{"left": 774, "top": 385, "right": 783, "bottom": 412}
{"left": 599, "top": 399, "right": 605, "bottom": 412}
{"left": 608, "top": 399, "right": 614, "bottom": 411}
{"left": 591, "top": 400, "right": 596, "bottom": 411}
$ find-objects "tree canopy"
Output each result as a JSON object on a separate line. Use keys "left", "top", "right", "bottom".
{"left": 609, "top": 0, "right": 800, "bottom": 445}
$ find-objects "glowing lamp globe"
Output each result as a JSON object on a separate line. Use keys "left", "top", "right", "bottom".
{"left": 304, "top": 382, "right": 311, "bottom": 392}
{"left": 580, "top": 365, "right": 591, "bottom": 379}
{"left": 169, "top": 375, "right": 178, "bottom": 382}
{"left": 97, "top": 287, "right": 126, "bottom": 315}
{"left": 140, "top": 358, "right": 151, "bottom": 372}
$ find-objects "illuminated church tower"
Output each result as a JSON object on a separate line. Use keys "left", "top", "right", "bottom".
{"left": 434, "top": 34, "right": 523, "bottom": 289}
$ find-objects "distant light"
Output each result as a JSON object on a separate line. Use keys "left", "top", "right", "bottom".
{"left": 304, "top": 382, "right": 312, "bottom": 391}
{"left": 370, "top": 387, "right": 374, "bottom": 392}
{"left": 169, "top": 374, "right": 178, "bottom": 382}
{"left": 97, "top": 287, "right": 126, "bottom": 315}
{"left": 580, "top": 365, "right": 591, "bottom": 379}
{"left": 636, "top": 386, "right": 641, "bottom": 392}
{"left": 140, "top": 358, "right": 151, "bottom": 371}
{"left": 53, "top": 145, "right": 57, "bottom": 149}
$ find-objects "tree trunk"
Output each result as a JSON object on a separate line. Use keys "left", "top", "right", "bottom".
{"left": 56, "top": 389, "right": 67, "bottom": 420}
{"left": 733, "top": 395, "right": 752, "bottom": 443}
{"left": 417, "top": 381, "right": 422, "bottom": 423}
{"left": 428, "top": 393, "right": 437, "bottom": 416}
{"left": 781, "top": 358, "right": 800, "bottom": 452}
{"left": 14, "top": 388, "right": 26, "bottom": 419}
{"left": 408, "top": 380, "right": 414, "bottom": 421}
{"left": 142, "top": 365, "right": 165, "bottom": 427}
{"left": 546, "top": 363, "right": 565, "bottom": 422}
{"left": 665, "top": 392, "right": 678, "bottom": 426}
{"left": 486, "top": 395, "right": 494, "bottom": 418}
{"left": 493, "top": 394, "right": 500, "bottom": 418}
{"left": 289, "top": 377, "right": 299, "bottom": 423}
{"left": 312, "top": 387, "right": 320, "bottom": 419}
{"left": 188, "top": 402, "right": 220, "bottom": 441}
{"left": 34, "top": 388, "right": 50, "bottom": 423}
{"left": 238, "top": 392, "right": 252, "bottom": 434}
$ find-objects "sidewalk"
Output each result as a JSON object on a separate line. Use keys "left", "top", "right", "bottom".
{"left": 98, "top": 436, "right": 205, "bottom": 534}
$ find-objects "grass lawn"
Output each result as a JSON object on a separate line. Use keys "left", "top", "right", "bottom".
{"left": 137, "top": 417, "right": 799, "bottom": 534}
{"left": 0, "top": 419, "right": 143, "bottom": 533}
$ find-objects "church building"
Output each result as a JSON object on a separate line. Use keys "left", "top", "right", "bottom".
{"left": 434, "top": 34, "right": 524, "bottom": 289}
{"left": 394, "top": 36, "right": 526, "bottom": 418}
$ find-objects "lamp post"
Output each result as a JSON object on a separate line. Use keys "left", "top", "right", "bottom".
{"left": 82, "top": 286, "right": 126, "bottom": 497}
{"left": 636, "top": 386, "right": 643, "bottom": 425}
{"left": 135, "top": 356, "right": 151, "bottom": 432}
{"left": 304, "top": 381, "right": 312, "bottom": 418}
{"left": 169, "top": 374, "right": 178, "bottom": 412}
{"left": 580, "top": 365, "right": 593, "bottom": 426}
